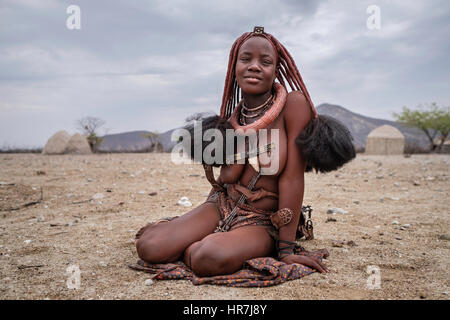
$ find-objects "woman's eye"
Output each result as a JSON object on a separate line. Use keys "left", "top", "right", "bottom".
{"left": 240, "top": 57, "right": 250, "bottom": 62}
{"left": 263, "top": 60, "right": 272, "bottom": 65}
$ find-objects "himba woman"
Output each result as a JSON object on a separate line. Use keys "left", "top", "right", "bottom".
{"left": 134, "top": 27, "right": 355, "bottom": 278}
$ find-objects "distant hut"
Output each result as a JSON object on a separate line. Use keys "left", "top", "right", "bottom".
{"left": 64, "top": 133, "right": 92, "bottom": 154}
{"left": 365, "top": 125, "right": 405, "bottom": 155}
{"left": 42, "top": 130, "right": 72, "bottom": 155}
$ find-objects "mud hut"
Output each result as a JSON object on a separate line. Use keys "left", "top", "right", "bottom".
{"left": 64, "top": 133, "right": 92, "bottom": 154}
{"left": 365, "top": 125, "right": 405, "bottom": 155}
{"left": 42, "top": 130, "right": 72, "bottom": 155}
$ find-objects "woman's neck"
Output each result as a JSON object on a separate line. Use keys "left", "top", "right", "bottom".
{"left": 242, "top": 90, "right": 272, "bottom": 110}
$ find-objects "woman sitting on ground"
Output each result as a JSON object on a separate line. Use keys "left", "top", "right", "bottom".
{"left": 135, "top": 27, "right": 353, "bottom": 277}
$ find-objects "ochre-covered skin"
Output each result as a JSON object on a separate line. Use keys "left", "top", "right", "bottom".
{"left": 135, "top": 30, "right": 329, "bottom": 277}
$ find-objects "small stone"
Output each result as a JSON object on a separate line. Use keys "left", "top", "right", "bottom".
{"left": 92, "top": 193, "right": 104, "bottom": 200}
{"left": 395, "top": 236, "right": 402, "bottom": 240}
{"left": 138, "top": 191, "right": 145, "bottom": 195}
{"left": 326, "top": 217, "right": 337, "bottom": 223}
{"left": 331, "top": 240, "right": 344, "bottom": 248}
{"left": 394, "top": 182, "right": 400, "bottom": 187}
{"left": 426, "top": 176, "right": 435, "bottom": 181}
{"left": 24, "top": 240, "right": 31, "bottom": 244}
{"left": 144, "top": 279, "right": 154, "bottom": 286}
{"left": 177, "top": 196, "right": 192, "bottom": 207}
{"left": 37, "top": 215, "right": 45, "bottom": 222}
{"left": 346, "top": 240, "right": 357, "bottom": 247}
{"left": 389, "top": 197, "right": 400, "bottom": 201}
{"left": 353, "top": 200, "right": 360, "bottom": 204}
{"left": 413, "top": 181, "right": 421, "bottom": 186}
{"left": 66, "top": 194, "right": 74, "bottom": 198}
{"left": 99, "top": 261, "right": 107, "bottom": 267}
{"left": 130, "top": 174, "right": 135, "bottom": 178}
{"left": 392, "top": 220, "right": 399, "bottom": 225}
{"left": 148, "top": 192, "right": 157, "bottom": 196}
{"left": 376, "top": 175, "right": 384, "bottom": 179}
{"left": 401, "top": 224, "right": 410, "bottom": 228}
{"left": 442, "top": 291, "right": 448, "bottom": 295}
{"left": 87, "top": 178, "right": 93, "bottom": 182}
{"left": 378, "top": 231, "right": 384, "bottom": 236}
{"left": 438, "top": 234, "right": 450, "bottom": 241}
{"left": 327, "top": 208, "right": 348, "bottom": 215}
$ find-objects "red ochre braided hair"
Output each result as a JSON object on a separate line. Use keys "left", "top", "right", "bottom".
{"left": 220, "top": 26, "right": 318, "bottom": 120}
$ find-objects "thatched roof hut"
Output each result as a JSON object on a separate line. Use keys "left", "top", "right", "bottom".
{"left": 365, "top": 125, "right": 405, "bottom": 155}
{"left": 42, "top": 130, "right": 72, "bottom": 155}
{"left": 64, "top": 133, "right": 92, "bottom": 154}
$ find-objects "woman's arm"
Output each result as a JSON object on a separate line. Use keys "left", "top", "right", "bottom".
{"left": 277, "top": 91, "right": 328, "bottom": 272}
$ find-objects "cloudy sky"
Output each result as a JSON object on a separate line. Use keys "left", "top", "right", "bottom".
{"left": 1, "top": 0, "right": 449, "bottom": 148}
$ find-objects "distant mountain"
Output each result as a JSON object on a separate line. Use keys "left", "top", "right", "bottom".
{"left": 316, "top": 103, "right": 431, "bottom": 153}
{"left": 97, "top": 130, "right": 178, "bottom": 153}
{"left": 96, "top": 105, "right": 431, "bottom": 153}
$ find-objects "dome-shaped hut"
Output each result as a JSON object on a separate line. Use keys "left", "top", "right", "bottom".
{"left": 365, "top": 125, "right": 405, "bottom": 155}
{"left": 64, "top": 133, "right": 92, "bottom": 154}
{"left": 42, "top": 130, "right": 72, "bottom": 155}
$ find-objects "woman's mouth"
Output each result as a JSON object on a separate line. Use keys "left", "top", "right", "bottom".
{"left": 244, "top": 77, "right": 262, "bottom": 84}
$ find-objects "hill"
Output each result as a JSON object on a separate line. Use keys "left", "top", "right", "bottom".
{"left": 96, "top": 105, "right": 431, "bottom": 153}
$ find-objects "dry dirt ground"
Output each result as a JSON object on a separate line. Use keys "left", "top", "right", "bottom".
{"left": 0, "top": 153, "right": 449, "bottom": 300}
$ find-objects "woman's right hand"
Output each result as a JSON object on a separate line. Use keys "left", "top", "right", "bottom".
{"left": 280, "top": 254, "right": 329, "bottom": 273}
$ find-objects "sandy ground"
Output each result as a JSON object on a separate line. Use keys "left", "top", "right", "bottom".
{"left": 0, "top": 153, "right": 449, "bottom": 300}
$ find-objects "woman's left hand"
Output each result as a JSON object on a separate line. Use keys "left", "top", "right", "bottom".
{"left": 280, "top": 254, "right": 329, "bottom": 273}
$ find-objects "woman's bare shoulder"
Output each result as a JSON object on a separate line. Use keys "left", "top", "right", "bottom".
{"left": 283, "top": 90, "right": 312, "bottom": 137}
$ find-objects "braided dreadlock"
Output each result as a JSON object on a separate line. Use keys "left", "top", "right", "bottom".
{"left": 220, "top": 27, "right": 317, "bottom": 120}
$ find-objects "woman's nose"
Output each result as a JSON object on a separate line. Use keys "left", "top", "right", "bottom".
{"left": 248, "top": 60, "right": 262, "bottom": 72}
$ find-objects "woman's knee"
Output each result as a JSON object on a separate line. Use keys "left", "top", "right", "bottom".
{"left": 136, "top": 236, "right": 178, "bottom": 263}
{"left": 189, "top": 242, "right": 235, "bottom": 276}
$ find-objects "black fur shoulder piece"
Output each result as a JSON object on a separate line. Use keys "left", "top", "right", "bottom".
{"left": 296, "top": 115, "right": 356, "bottom": 173}
{"left": 181, "top": 115, "right": 234, "bottom": 167}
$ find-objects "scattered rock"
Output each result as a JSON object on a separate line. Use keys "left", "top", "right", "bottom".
{"left": 24, "top": 240, "right": 31, "bottom": 244}
{"left": 438, "top": 234, "right": 450, "bottom": 241}
{"left": 426, "top": 176, "right": 435, "bottom": 181}
{"left": 394, "top": 182, "right": 400, "bottom": 187}
{"left": 392, "top": 220, "right": 399, "bottom": 225}
{"left": 326, "top": 217, "right": 337, "bottom": 223}
{"left": 376, "top": 175, "right": 384, "bottom": 179}
{"left": 37, "top": 215, "right": 45, "bottom": 222}
{"left": 177, "top": 197, "right": 192, "bottom": 207}
{"left": 148, "top": 192, "right": 157, "bottom": 196}
{"left": 36, "top": 170, "right": 46, "bottom": 175}
{"left": 413, "top": 181, "right": 421, "bottom": 186}
{"left": 99, "top": 261, "right": 107, "bottom": 267}
{"left": 353, "top": 200, "right": 360, "bottom": 204}
{"left": 106, "top": 189, "right": 112, "bottom": 193}
{"left": 92, "top": 193, "right": 104, "bottom": 200}
{"left": 327, "top": 208, "right": 348, "bottom": 215}
{"left": 395, "top": 236, "right": 402, "bottom": 240}
{"left": 144, "top": 279, "right": 154, "bottom": 286}
{"left": 331, "top": 240, "right": 344, "bottom": 248}
{"left": 87, "top": 178, "right": 93, "bottom": 182}
{"left": 389, "top": 197, "right": 400, "bottom": 201}
{"left": 138, "top": 191, "right": 145, "bottom": 195}
{"left": 346, "top": 240, "right": 357, "bottom": 247}
{"left": 401, "top": 224, "right": 410, "bottom": 229}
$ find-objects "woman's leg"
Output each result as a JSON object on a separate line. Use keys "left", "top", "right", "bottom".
{"left": 135, "top": 202, "right": 220, "bottom": 263}
{"left": 184, "top": 225, "right": 274, "bottom": 277}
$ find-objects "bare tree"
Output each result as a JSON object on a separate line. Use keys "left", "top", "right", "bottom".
{"left": 77, "top": 116, "right": 106, "bottom": 152}
{"left": 142, "top": 131, "right": 160, "bottom": 152}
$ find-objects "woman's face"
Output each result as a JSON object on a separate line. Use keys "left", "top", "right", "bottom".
{"left": 235, "top": 36, "right": 277, "bottom": 96}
